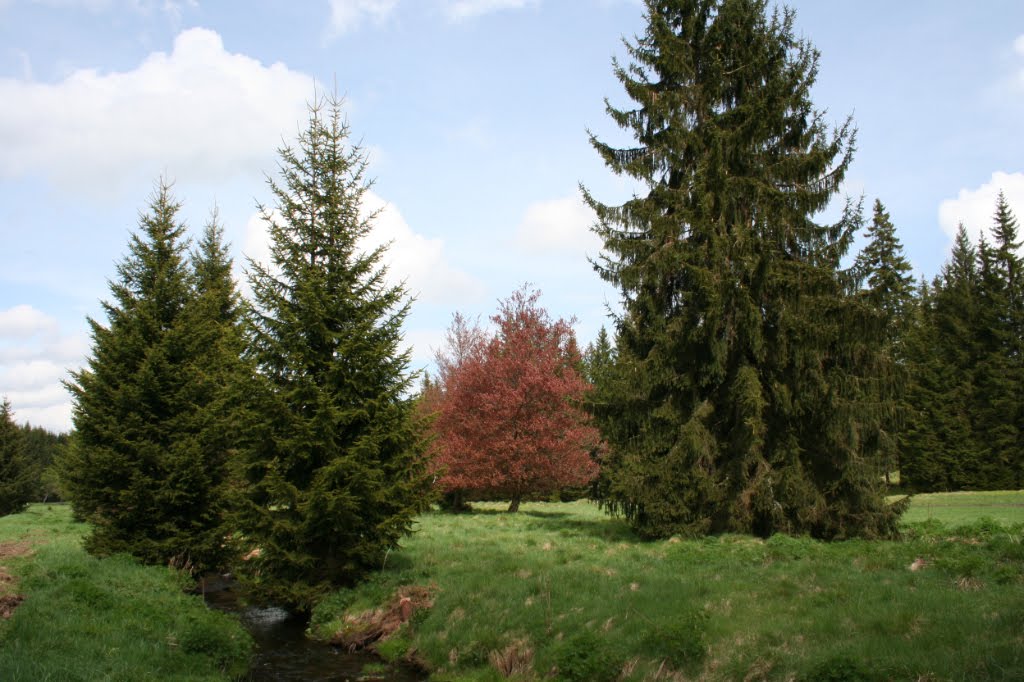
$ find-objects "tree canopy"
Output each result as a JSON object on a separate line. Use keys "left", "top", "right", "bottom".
{"left": 427, "top": 287, "right": 600, "bottom": 512}
{"left": 61, "top": 182, "right": 239, "bottom": 572}
{"left": 584, "top": 0, "right": 903, "bottom": 539}
{"left": 234, "top": 94, "right": 433, "bottom": 610}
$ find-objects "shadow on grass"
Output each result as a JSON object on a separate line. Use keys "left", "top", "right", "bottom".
{"left": 523, "top": 514, "right": 638, "bottom": 542}
{"left": 445, "top": 505, "right": 639, "bottom": 542}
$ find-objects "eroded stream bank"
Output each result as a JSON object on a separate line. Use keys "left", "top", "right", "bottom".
{"left": 199, "top": 575, "right": 424, "bottom": 681}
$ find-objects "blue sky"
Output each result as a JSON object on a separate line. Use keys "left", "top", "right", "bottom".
{"left": 1, "top": 0, "right": 1023, "bottom": 432}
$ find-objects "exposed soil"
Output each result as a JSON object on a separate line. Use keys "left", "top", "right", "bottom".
{"left": 0, "top": 541, "right": 34, "bottom": 620}
{"left": 330, "top": 585, "right": 436, "bottom": 652}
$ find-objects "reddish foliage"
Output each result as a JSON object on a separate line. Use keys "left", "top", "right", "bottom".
{"left": 425, "top": 287, "right": 600, "bottom": 509}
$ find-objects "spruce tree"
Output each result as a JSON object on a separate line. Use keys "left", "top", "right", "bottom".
{"left": 236, "top": 94, "right": 433, "bottom": 610}
{"left": 61, "top": 183, "right": 234, "bottom": 572}
{"left": 584, "top": 0, "right": 903, "bottom": 539}
{"left": 0, "top": 399, "right": 36, "bottom": 516}
{"left": 855, "top": 200, "right": 914, "bottom": 483}
{"left": 856, "top": 200, "right": 915, "bottom": 348}
{"left": 902, "top": 227, "right": 981, "bottom": 491}
{"left": 972, "top": 196, "right": 1023, "bottom": 489}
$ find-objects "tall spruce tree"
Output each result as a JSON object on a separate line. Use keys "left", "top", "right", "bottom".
{"left": 61, "top": 183, "right": 234, "bottom": 572}
{"left": 972, "top": 196, "right": 1023, "bottom": 489}
{"left": 236, "top": 94, "right": 433, "bottom": 610}
{"left": 902, "top": 226, "right": 981, "bottom": 490}
{"left": 0, "top": 399, "right": 36, "bottom": 516}
{"left": 584, "top": 0, "right": 903, "bottom": 539}
{"left": 855, "top": 200, "right": 914, "bottom": 483}
{"left": 857, "top": 200, "right": 915, "bottom": 347}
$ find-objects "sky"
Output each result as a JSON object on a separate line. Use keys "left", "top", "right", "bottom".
{"left": 1, "top": 0, "right": 1023, "bottom": 432}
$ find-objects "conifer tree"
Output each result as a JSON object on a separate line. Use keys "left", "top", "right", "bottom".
{"left": 972, "top": 197, "right": 1023, "bottom": 489}
{"left": 584, "top": 0, "right": 903, "bottom": 539}
{"left": 857, "top": 200, "right": 915, "bottom": 347}
{"left": 236, "top": 94, "right": 433, "bottom": 610}
{"left": 61, "top": 183, "right": 234, "bottom": 572}
{"left": 855, "top": 200, "right": 914, "bottom": 483}
{"left": 0, "top": 399, "right": 36, "bottom": 516}
{"left": 903, "top": 226, "right": 980, "bottom": 490}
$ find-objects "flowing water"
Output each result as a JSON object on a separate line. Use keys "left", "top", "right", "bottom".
{"left": 200, "top": 575, "right": 424, "bottom": 681}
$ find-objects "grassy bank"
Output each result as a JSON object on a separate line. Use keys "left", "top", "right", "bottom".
{"left": 312, "top": 494, "right": 1024, "bottom": 681}
{"left": 0, "top": 504, "right": 252, "bottom": 681}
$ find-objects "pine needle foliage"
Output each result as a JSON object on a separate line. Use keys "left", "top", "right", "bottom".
{"left": 854, "top": 200, "right": 914, "bottom": 482}
{"left": 902, "top": 197, "right": 1024, "bottom": 492}
{"left": 584, "top": 0, "right": 903, "bottom": 539}
{"left": 61, "top": 182, "right": 238, "bottom": 572}
{"left": 236, "top": 94, "right": 433, "bottom": 610}
{"left": 0, "top": 399, "right": 37, "bottom": 516}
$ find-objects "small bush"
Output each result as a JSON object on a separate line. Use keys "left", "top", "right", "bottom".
{"left": 644, "top": 609, "right": 707, "bottom": 669}
{"left": 177, "top": 612, "right": 253, "bottom": 672}
{"left": 803, "top": 654, "right": 877, "bottom": 681}
{"left": 554, "top": 630, "right": 621, "bottom": 682}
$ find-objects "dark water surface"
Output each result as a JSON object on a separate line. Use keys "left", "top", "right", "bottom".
{"left": 200, "top": 576, "right": 424, "bottom": 681}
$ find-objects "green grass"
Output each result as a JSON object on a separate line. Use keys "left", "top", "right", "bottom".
{"left": 312, "top": 497, "right": 1024, "bottom": 681}
{"left": 897, "top": 490, "right": 1024, "bottom": 526}
{"left": 0, "top": 504, "right": 252, "bottom": 681}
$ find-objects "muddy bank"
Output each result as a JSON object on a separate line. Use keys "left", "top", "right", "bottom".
{"left": 199, "top": 575, "right": 424, "bottom": 681}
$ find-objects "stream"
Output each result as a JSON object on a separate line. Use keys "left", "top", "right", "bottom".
{"left": 199, "top": 575, "right": 425, "bottom": 681}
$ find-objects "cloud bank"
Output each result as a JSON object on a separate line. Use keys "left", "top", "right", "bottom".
{"left": 0, "top": 305, "right": 87, "bottom": 432}
{"left": 327, "top": 0, "right": 397, "bottom": 35}
{"left": 938, "top": 171, "right": 1024, "bottom": 243}
{"left": 0, "top": 27, "right": 312, "bottom": 193}
{"left": 242, "top": 191, "right": 483, "bottom": 307}
{"left": 514, "top": 193, "right": 601, "bottom": 258}
{"left": 442, "top": 0, "right": 538, "bottom": 22}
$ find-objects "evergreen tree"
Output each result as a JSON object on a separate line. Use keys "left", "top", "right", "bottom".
{"left": 855, "top": 199, "right": 914, "bottom": 483}
{"left": 236, "top": 94, "right": 433, "bottom": 610}
{"left": 61, "top": 182, "right": 234, "bottom": 572}
{"left": 972, "top": 197, "right": 1023, "bottom": 489}
{"left": 582, "top": 326, "right": 623, "bottom": 500}
{"left": 856, "top": 200, "right": 915, "bottom": 348}
{"left": 17, "top": 422, "right": 68, "bottom": 501}
{"left": 901, "top": 277, "right": 974, "bottom": 491}
{"left": 582, "top": 326, "right": 616, "bottom": 387}
{"left": 584, "top": 0, "right": 903, "bottom": 539}
{"left": 0, "top": 399, "right": 36, "bottom": 516}
{"left": 903, "top": 226, "right": 983, "bottom": 491}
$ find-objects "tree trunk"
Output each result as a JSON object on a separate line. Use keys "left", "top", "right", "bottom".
{"left": 507, "top": 496, "right": 521, "bottom": 513}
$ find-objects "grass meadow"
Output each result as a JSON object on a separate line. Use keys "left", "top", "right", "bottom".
{"left": 0, "top": 493, "right": 1021, "bottom": 681}
{"left": 0, "top": 505, "right": 252, "bottom": 681}
{"left": 313, "top": 492, "right": 1024, "bottom": 681}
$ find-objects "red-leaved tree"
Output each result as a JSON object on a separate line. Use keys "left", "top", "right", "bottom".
{"left": 426, "top": 287, "right": 600, "bottom": 512}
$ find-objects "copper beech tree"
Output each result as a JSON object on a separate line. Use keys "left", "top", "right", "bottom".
{"left": 425, "top": 288, "right": 600, "bottom": 512}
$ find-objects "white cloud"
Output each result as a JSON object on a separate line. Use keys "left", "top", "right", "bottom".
{"left": 442, "top": 0, "right": 537, "bottom": 22}
{"left": 8, "top": 403, "right": 73, "bottom": 433}
{"left": 0, "top": 27, "right": 312, "bottom": 193}
{"left": 0, "top": 304, "right": 58, "bottom": 339}
{"left": 514, "top": 193, "right": 602, "bottom": 258}
{"left": 0, "top": 305, "right": 86, "bottom": 432}
{"left": 938, "top": 171, "right": 1024, "bottom": 243}
{"left": 328, "top": 0, "right": 397, "bottom": 35}
{"left": 361, "top": 191, "right": 485, "bottom": 305}
{"left": 240, "top": 191, "right": 483, "bottom": 306}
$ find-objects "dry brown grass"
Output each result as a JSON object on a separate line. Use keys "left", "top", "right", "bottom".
{"left": 488, "top": 638, "right": 534, "bottom": 678}
{"left": 0, "top": 540, "right": 33, "bottom": 619}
